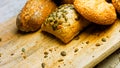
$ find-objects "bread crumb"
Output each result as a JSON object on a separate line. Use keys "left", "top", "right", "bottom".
{"left": 58, "top": 59, "right": 64, "bottom": 62}
{"left": 21, "top": 52, "right": 24, "bottom": 55}
{"left": 0, "top": 53, "right": 1, "bottom": 57}
{"left": 0, "top": 38, "right": 2, "bottom": 42}
{"left": 41, "top": 63, "right": 45, "bottom": 68}
{"left": 95, "top": 43, "right": 101, "bottom": 46}
{"left": 23, "top": 55, "right": 26, "bottom": 59}
{"left": 11, "top": 53, "right": 14, "bottom": 56}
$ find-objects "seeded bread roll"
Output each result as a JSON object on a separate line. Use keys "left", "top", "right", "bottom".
{"left": 41, "top": 4, "right": 90, "bottom": 43}
{"left": 112, "top": 0, "right": 120, "bottom": 14}
{"left": 16, "top": 0, "right": 57, "bottom": 32}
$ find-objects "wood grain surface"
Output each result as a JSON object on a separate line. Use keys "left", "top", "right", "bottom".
{"left": 0, "top": 0, "right": 120, "bottom": 68}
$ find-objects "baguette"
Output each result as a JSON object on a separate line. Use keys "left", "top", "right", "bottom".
{"left": 16, "top": 0, "right": 57, "bottom": 32}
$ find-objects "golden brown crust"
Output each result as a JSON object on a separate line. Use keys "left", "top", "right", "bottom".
{"left": 74, "top": 0, "right": 117, "bottom": 25}
{"left": 16, "top": 0, "right": 57, "bottom": 32}
{"left": 41, "top": 4, "right": 90, "bottom": 43}
{"left": 112, "top": 0, "right": 120, "bottom": 14}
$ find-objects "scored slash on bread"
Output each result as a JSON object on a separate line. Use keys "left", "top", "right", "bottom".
{"left": 41, "top": 4, "right": 90, "bottom": 43}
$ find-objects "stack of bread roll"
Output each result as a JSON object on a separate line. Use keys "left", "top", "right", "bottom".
{"left": 16, "top": 0, "right": 119, "bottom": 43}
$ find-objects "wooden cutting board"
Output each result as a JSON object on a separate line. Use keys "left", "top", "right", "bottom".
{"left": 0, "top": 16, "right": 120, "bottom": 68}
{"left": 0, "top": 0, "right": 120, "bottom": 68}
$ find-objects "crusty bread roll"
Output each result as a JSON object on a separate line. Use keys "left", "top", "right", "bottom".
{"left": 112, "top": 0, "right": 120, "bottom": 14}
{"left": 16, "top": 0, "right": 57, "bottom": 32}
{"left": 74, "top": 0, "right": 117, "bottom": 25}
{"left": 41, "top": 4, "right": 90, "bottom": 43}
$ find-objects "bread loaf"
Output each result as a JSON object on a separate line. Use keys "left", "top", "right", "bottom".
{"left": 16, "top": 0, "right": 57, "bottom": 32}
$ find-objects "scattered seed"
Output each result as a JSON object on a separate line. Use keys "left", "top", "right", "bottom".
{"left": 0, "top": 53, "right": 1, "bottom": 57}
{"left": 61, "top": 51, "right": 66, "bottom": 56}
{"left": 92, "top": 56, "right": 94, "bottom": 58}
{"left": 101, "top": 38, "right": 106, "bottom": 42}
{"left": 74, "top": 48, "right": 79, "bottom": 53}
{"left": 11, "top": 53, "right": 14, "bottom": 56}
{"left": 23, "top": 55, "right": 26, "bottom": 59}
{"left": 22, "top": 48, "right": 25, "bottom": 52}
{"left": 41, "top": 63, "right": 45, "bottom": 68}
{"left": 95, "top": 43, "right": 101, "bottom": 46}
{"left": 49, "top": 49, "right": 52, "bottom": 52}
{"left": 119, "top": 30, "right": 120, "bottom": 32}
{"left": 58, "top": 59, "right": 64, "bottom": 62}
{"left": 86, "top": 41, "right": 89, "bottom": 44}
{"left": 44, "top": 52, "right": 48, "bottom": 55}
{"left": 44, "top": 55, "right": 48, "bottom": 58}
{"left": 0, "top": 38, "right": 2, "bottom": 42}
